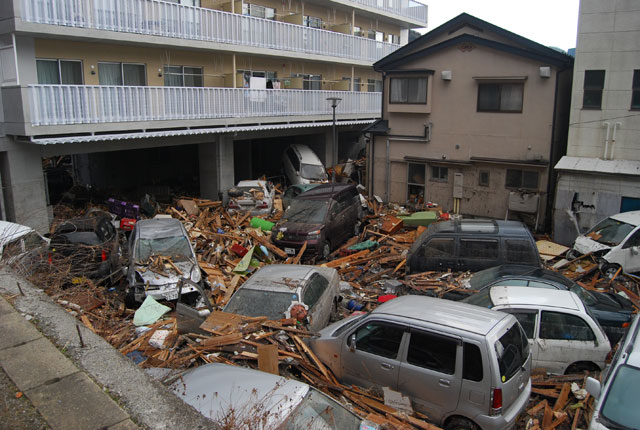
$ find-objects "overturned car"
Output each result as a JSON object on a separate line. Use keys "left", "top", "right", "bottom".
{"left": 126, "top": 217, "right": 203, "bottom": 303}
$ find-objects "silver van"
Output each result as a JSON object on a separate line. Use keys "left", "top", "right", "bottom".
{"left": 310, "top": 296, "right": 532, "bottom": 430}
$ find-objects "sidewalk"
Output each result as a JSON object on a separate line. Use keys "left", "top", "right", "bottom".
{"left": 0, "top": 268, "right": 214, "bottom": 430}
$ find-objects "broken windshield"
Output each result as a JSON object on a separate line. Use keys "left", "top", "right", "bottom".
{"left": 224, "top": 288, "right": 299, "bottom": 320}
{"left": 300, "top": 164, "right": 326, "bottom": 181}
{"left": 284, "top": 200, "right": 329, "bottom": 224}
{"left": 587, "top": 218, "right": 635, "bottom": 246}
{"left": 286, "top": 387, "right": 362, "bottom": 429}
{"left": 135, "top": 236, "right": 193, "bottom": 262}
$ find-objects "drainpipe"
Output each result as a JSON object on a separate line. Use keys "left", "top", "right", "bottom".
{"left": 603, "top": 122, "right": 611, "bottom": 160}
{"left": 385, "top": 138, "right": 390, "bottom": 203}
{"left": 610, "top": 122, "right": 621, "bottom": 160}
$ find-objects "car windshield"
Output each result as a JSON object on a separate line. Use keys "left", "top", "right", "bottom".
{"left": 224, "top": 288, "right": 299, "bottom": 320}
{"left": 568, "top": 284, "right": 598, "bottom": 306}
{"left": 286, "top": 387, "right": 361, "bottom": 430}
{"left": 466, "top": 266, "right": 502, "bottom": 289}
{"left": 284, "top": 200, "right": 329, "bottom": 224}
{"left": 587, "top": 217, "right": 635, "bottom": 246}
{"left": 495, "top": 322, "right": 529, "bottom": 382}
{"left": 599, "top": 365, "right": 640, "bottom": 429}
{"left": 462, "top": 288, "right": 493, "bottom": 308}
{"left": 135, "top": 236, "right": 193, "bottom": 262}
{"left": 300, "top": 164, "right": 326, "bottom": 181}
{"left": 236, "top": 186, "right": 263, "bottom": 197}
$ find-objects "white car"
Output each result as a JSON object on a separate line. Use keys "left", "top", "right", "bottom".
{"left": 282, "top": 144, "right": 328, "bottom": 185}
{"left": 171, "top": 363, "right": 374, "bottom": 429}
{"left": 227, "top": 180, "right": 275, "bottom": 216}
{"left": 570, "top": 210, "right": 640, "bottom": 276}
{"left": 465, "top": 286, "right": 611, "bottom": 374}
{"left": 0, "top": 220, "right": 49, "bottom": 267}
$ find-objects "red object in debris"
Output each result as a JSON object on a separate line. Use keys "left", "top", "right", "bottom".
{"left": 377, "top": 294, "right": 397, "bottom": 303}
{"left": 119, "top": 218, "right": 136, "bottom": 231}
{"left": 231, "top": 243, "right": 248, "bottom": 257}
{"left": 439, "top": 212, "right": 451, "bottom": 221}
{"left": 290, "top": 304, "right": 308, "bottom": 321}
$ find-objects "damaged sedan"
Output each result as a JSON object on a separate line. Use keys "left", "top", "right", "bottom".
{"left": 126, "top": 217, "right": 203, "bottom": 304}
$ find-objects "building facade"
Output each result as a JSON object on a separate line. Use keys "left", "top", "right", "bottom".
{"left": 553, "top": 0, "right": 640, "bottom": 245}
{"left": 0, "top": 0, "right": 427, "bottom": 231}
{"left": 367, "top": 14, "right": 573, "bottom": 230}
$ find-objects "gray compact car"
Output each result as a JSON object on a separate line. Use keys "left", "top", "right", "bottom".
{"left": 310, "top": 295, "right": 532, "bottom": 430}
{"left": 223, "top": 264, "right": 340, "bottom": 332}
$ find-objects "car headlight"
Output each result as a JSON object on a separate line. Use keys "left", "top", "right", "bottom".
{"left": 190, "top": 265, "right": 202, "bottom": 283}
{"left": 307, "top": 230, "right": 321, "bottom": 239}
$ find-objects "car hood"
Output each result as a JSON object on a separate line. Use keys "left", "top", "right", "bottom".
{"left": 573, "top": 235, "right": 611, "bottom": 254}
{"left": 590, "top": 290, "right": 635, "bottom": 315}
{"left": 134, "top": 260, "right": 195, "bottom": 286}
{"left": 274, "top": 221, "right": 323, "bottom": 236}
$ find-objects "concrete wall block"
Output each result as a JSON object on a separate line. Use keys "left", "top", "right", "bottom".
{"left": 580, "top": 0, "right": 616, "bottom": 14}
{"left": 578, "top": 12, "right": 615, "bottom": 34}
{"left": 613, "top": 10, "right": 640, "bottom": 32}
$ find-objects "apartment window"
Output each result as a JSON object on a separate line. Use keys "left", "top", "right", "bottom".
{"left": 368, "top": 30, "right": 384, "bottom": 41}
{"left": 164, "top": 66, "right": 203, "bottom": 87}
{"left": 632, "top": 70, "right": 640, "bottom": 109}
{"left": 239, "top": 70, "right": 276, "bottom": 88}
{"left": 293, "top": 73, "right": 321, "bottom": 90}
{"left": 303, "top": 15, "right": 322, "bottom": 29}
{"left": 353, "top": 26, "right": 363, "bottom": 37}
{"left": 408, "top": 163, "right": 425, "bottom": 202}
{"left": 506, "top": 169, "right": 539, "bottom": 190}
{"left": 98, "top": 62, "right": 146, "bottom": 86}
{"left": 353, "top": 78, "right": 361, "bottom": 92}
{"left": 390, "top": 77, "right": 427, "bottom": 104}
{"left": 368, "top": 79, "right": 383, "bottom": 92}
{"left": 386, "top": 34, "right": 399, "bottom": 44}
{"left": 583, "top": 70, "right": 605, "bottom": 109}
{"left": 242, "top": 3, "right": 275, "bottom": 20}
{"left": 479, "top": 170, "right": 490, "bottom": 187}
{"left": 431, "top": 166, "right": 448, "bottom": 182}
{"left": 477, "top": 83, "right": 523, "bottom": 112}
{"left": 36, "top": 59, "right": 83, "bottom": 85}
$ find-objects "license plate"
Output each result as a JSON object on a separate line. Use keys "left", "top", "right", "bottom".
{"left": 162, "top": 289, "right": 179, "bottom": 301}
{"left": 285, "top": 247, "right": 296, "bottom": 255}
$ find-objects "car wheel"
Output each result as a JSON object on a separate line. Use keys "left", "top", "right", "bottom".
{"left": 445, "top": 417, "right": 478, "bottom": 430}
{"left": 565, "top": 361, "right": 599, "bottom": 375}
{"left": 602, "top": 263, "right": 622, "bottom": 279}
{"left": 321, "top": 241, "right": 331, "bottom": 260}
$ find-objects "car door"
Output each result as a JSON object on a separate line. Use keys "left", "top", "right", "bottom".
{"left": 620, "top": 229, "right": 640, "bottom": 273}
{"left": 458, "top": 238, "right": 499, "bottom": 271}
{"left": 499, "top": 308, "right": 539, "bottom": 365}
{"left": 340, "top": 319, "right": 406, "bottom": 390}
{"left": 326, "top": 200, "right": 343, "bottom": 246}
{"left": 419, "top": 237, "right": 457, "bottom": 271}
{"left": 537, "top": 310, "right": 598, "bottom": 374}
{"left": 302, "top": 273, "right": 331, "bottom": 331}
{"left": 397, "top": 329, "right": 462, "bottom": 421}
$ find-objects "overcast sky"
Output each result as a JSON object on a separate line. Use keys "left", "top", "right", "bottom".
{"left": 417, "top": 0, "right": 580, "bottom": 52}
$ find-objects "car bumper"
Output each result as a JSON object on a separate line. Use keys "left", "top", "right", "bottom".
{"left": 473, "top": 378, "right": 531, "bottom": 430}
{"left": 272, "top": 239, "right": 321, "bottom": 256}
{"left": 131, "top": 282, "right": 199, "bottom": 302}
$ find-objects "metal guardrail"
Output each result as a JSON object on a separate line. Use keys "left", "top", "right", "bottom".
{"left": 20, "top": 0, "right": 401, "bottom": 63}
{"left": 347, "top": 0, "right": 427, "bottom": 23}
{"left": 28, "top": 85, "right": 381, "bottom": 126}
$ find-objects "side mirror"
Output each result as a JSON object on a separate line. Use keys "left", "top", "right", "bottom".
{"left": 349, "top": 334, "right": 356, "bottom": 352}
{"left": 585, "top": 376, "right": 601, "bottom": 399}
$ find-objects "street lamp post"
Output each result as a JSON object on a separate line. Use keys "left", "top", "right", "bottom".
{"left": 326, "top": 97, "right": 342, "bottom": 182}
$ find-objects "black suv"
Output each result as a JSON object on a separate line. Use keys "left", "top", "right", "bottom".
{"left": 49, "top": 215, "right": 122, "bottom": 284}
{"left": 271, "top": 184, "right": 361, "bottom": 259}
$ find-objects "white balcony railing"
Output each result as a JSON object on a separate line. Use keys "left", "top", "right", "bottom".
{"left": 28, "top": 85, "right": 381, "bottom": 127}
{"left": 347, "top": 0, "right": 427, "bottom": 24}
{"left": 20, "top": 0, "right": 401, "bottom": 63}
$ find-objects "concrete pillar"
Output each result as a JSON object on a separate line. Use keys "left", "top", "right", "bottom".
{"left": 0, "top": 142, "right": 49, "bottom": 232}
{"left": 198, "top": 136, "right": 235, "bottom": 203}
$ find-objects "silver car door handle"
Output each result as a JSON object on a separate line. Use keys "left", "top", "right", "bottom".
{"left": 439, "top": 379, "right": 451, "bottom": 387}
{"left": 381, "top": 363, "right": 393, "bottom": 370}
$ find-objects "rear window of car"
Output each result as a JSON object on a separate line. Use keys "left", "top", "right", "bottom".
{"left": 495, "top": 321, "right": 529, "bottom": 382}
{"left": 504, "top": 239, "right": 537, "bottom": 263}
{"left": 459, "top": 239, "right": 499, "bottom": 259}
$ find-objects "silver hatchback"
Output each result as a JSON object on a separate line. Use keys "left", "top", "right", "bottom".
{"left": 310, "top": 295, "right": 532, "bottom": 430}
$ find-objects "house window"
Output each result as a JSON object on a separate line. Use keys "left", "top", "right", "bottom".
{"left": 36, "top": 59, "right": 83, "bottom": 84}
{"left": 386, "top": 33, "right": 399, "bottom": 44}
{"left": 583, "top": 70, "right": 605, "bottom": 109}
{"left": 390, "top": 77, "right": 427, "bottom": 104}
{"left": 632, "top": 70, "right": 640, "bottom": 109}
{"left": 479, "top": 170, "right": 490, "bottom": 187}
{"left": 242, "top": 3, "right": 275, "bottom": 20}
{"left": 407, "top": 163, "right": 425, "bottom": 203}
{"left": 506, "top": 169, "right": 539, "bottom": 190}
{"left": 477, "top": 83, "right": 523, "bottom": 112}
{"left": 98, "top": 62, "right": 146, "bottom": 86}
{"left": 368, "top": 79, "right": 383, "bottom": 92}
{"left": 164, "top": 66, "right": 203, "bottom": 87}
{"left": 431, "top": 166, "right": 448, "bottom": 182}
{"left": 303, "top": 15, "right": 322, "bottom": 29}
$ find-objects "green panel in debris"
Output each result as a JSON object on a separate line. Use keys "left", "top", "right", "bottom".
{"left": 398, "top": 211, "right": 438, "bottom": 227}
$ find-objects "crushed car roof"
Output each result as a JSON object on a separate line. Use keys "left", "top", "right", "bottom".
{"left": 241, "top": 264, "right": 335, "bottom": 292}
{"left": 135, "top": 218, "right": 187, "bottom": 239}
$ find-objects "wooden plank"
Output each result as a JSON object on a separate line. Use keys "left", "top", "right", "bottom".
{"left": 291, "top": 241, "right": 307, "bottom": 265}
{"left": 222, "top": 275, "right": 241, "bottom": 305}
{"left": 80, "top": 315, "right": 96, "bottom": 333}
{"left": 200, "top": 333, "right": 243, "bottom": 349}
{"left": 527, "top": 399, "right": 549, "bottom": 416}
{"left": 542, "top": 402, "right": 554, "bottom": 429}
{"left": 292, "top": 335, "right": 338, "bottom": 385}
{"left": 324, "top": 250, "right": 369, "bottom": 268}
{"left": 257, "top": 344, "right": 279, "bottom": 375}
{"left": 553, "top": 383, "right": 571, "bottom": 411}
{"left": 247, "top": 230, "right": 288, "bottom": 259}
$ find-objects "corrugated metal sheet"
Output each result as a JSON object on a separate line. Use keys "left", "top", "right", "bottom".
{"left": 29, "top": 120, "right": 376, "bottom": 145}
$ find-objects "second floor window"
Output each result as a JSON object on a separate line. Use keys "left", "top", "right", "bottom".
{"left": 386, "top": 34, "right": 399, "bottom": 44}
{"left": 98, "top": 62, "right": 146, "bottom": 86}
{"left": 368, "top": 30, "right": 384, "bottom": 41}
{"left": 36, "top": 59, "right": 82, "bottom": 85}
{"left": 477, "top": 83, "right": 523, "bottom": 112}
{"left": 164, "top": 66, "right": 203, "bottom": 87}
{"left": 583, "top": 70, "right": 605, "bottom": 109}
{"left": 303, "top": 16, "right": 322, "bottom": 29}
{"left": 506, "top": 169, "right": 539, "bottom": 190}
{"left": 390, "top": 77, "right": 427, "bottom": 104}
{"left": 368, "top": 79, "right": 383, "bottom": 92}
{"left": 632, "top": 70, "right": 640, "bottom": 110}
{"left": 243, "top": 3, "right": 275, "bottom": 20}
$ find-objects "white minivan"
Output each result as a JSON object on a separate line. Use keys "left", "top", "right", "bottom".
{"left": 570, "top": 210, "right": 640, "bottom": 276}
{"left": 282, "top": 144, "right": 328, "bottom": 185}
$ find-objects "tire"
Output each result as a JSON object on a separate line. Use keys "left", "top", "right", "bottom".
{"left": 321, "top": 241, "right": 331, "bottom": 261}
{"left": 445, "top": 417, "right": 478, "bottom": 430}
{"left": 602, "top": 263, "right": 622, "bottom": 279}
{"left": 565, "top": 249, "right": 580, "bottom": 261}
{"left": 565, "top": 361, "right": 599, "bottom": 375}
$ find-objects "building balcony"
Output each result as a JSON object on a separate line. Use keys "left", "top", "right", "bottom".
{"left": 331, "top": 0, "right": 427, "bottom": 26}
{"left": 7, "top": 84, "right": 381, "bottom": 137}
{"left": 18, "top": 0, "right": 401, "bottom": 64}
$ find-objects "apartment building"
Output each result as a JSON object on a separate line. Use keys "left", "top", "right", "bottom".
{"left": 366, "top": 13, "right": 573, "bottom": 230}
{"left": 553, "top": 0, "right": 640, "bottom": 245}
{"left": 0, "top": 0, "right": 427, "bottom": 231}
